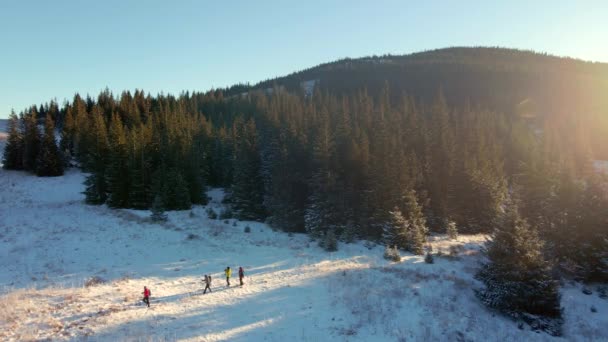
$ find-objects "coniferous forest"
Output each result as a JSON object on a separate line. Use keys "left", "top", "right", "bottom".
{"left": 3, "top": 48, "right": 608, "bottom": 332}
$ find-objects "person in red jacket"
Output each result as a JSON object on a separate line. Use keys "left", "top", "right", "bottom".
{"left": 238, "top": 267, "right": 245, "bottom": 286}
{"left": 142, "top": 286, "right": 151, "bottom": 307}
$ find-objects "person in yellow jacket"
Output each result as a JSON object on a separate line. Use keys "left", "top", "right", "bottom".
{"left": 224, "top": 266, "right": 232, "bottom": 287}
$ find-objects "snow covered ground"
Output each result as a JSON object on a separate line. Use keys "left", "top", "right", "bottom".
{"left": 1, "top": 169, "right": 607, "bottom": 341}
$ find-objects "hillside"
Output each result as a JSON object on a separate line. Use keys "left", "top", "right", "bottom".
{"left": 230, "top": 47, "right": 608, "bottom": 157}
{"left": 1, "top": 170, "right": 607, "bottom": 341}
{"left": 248, "top": 47, "right": 608, "bottom": 106}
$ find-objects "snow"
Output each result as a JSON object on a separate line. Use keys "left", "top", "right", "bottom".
{"left": 300, "top": 79, "right": 318, "bottom": 97}
{"left": 1, "top": 169, "right": 607, "bottom": 341}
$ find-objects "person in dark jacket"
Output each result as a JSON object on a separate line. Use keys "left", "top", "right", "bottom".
{"left": 238, "top": 266, "right": 245, "bottom": 286}
{"left": 142, "top": 286, "right": 151, "bottom": 307}
{"left": 224, "top": 266, "right": 231, "bottom": 287}
{"left": 203, "top": 274, "right": 212, "bottom": 294}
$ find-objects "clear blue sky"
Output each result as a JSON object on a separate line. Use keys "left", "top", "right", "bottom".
{"left": 1, "top": 0, "right": 607, "bottom": 118}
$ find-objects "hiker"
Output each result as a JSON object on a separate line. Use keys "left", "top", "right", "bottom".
{"left": 238, "top": 266, "right": 245, "bottom": 286}
{"left": 142, "top": 286, "right": 151, "bottom": 307}
{"left": 224, "top": 266, "right": 231, "bottom": 287}
{"left": 203, "top": 274, "right": 212, "bottom": 294}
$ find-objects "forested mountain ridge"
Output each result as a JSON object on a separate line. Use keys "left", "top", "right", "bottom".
{"left": 245, "top": 47, "right": 608, "bottom": 106}
{"left": 233, "top": 47, "right": 608, "bottom": 158}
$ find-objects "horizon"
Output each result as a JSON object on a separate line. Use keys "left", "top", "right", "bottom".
{"left": 1, "top": 0, "right": 607, "bottom": 118}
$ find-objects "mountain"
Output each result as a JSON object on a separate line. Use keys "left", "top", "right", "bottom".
{"left": 227, "top": 47, "right": 608, "bottom": 157}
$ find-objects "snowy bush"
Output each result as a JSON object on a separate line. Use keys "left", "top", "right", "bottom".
{"left": 449, "top": 245, "right": 461, "bottom": 259}
{"left": 598, "top": 286, "right": 607, "bottom": 299}
{"left": 150, "top": 195, "right": 168, "bottom": 222}
{"left": 425, "top": 251, "right": 434, "bottom": 264}
{"left": 340, "top": 220, "right": 357, "bottom": 243}
{"left": 186, "top": 233, "right": 200, "bottom": 240}
{"left": 364, "top": 241, "right": 376, "bottom": 250}
{"left": 219, "top": 208, "right": 233, "bottom": 220}
{"left": 84, "top": 276, "right": 106, "bottom": 287}
{"left": 322, "top": 230, "right": 338, "bottom": 252}
{"left": 206, "top": 207, "right": 217, "bottom": 220}
{"left": 446, "top": 220, "right": 458, "bottom": 240}
{"left": 383, "top": 246, "right": 401, "bottom": 262}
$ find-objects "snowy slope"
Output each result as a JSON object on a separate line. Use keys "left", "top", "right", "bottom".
{"left": 0, "top": 169, "right": 607, "bottom": 341}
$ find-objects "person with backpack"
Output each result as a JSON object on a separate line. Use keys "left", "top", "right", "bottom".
{"left": 203, "top": 274, "right": 212, "bottom": 294}
{"left": 238, "top": 266, "right": 245, "bottom": 286}
{"left": 224, "top": 266, "right": 231, "bottom": 287}
{"left": 142, "top": 286, "right": 151, "bottom": 307}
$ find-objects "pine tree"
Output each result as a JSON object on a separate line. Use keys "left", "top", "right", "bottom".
{"left": 169, "top": 168, "right": 191, "bottom": 210}
{"left": 574, "top": 176, "right": 608, "bottom": 281}
{"left": 231, "top": 118, "right": 266, "bottom": 220}
{"left": 150, "top": 194, "right": 168, "bottom": 221}
{"left": 2, "top": 111, "right": 23, "bottom": 169}
{"left": 426, "top": 90, "right": 455, "bottom": 225}
{"left": 475, "top": 202, "right": 562, "bottom": 334}
{"left": 59, "top": 106, "right": 76, "bottom": 166}
{"left": 83, "top": 108, "right": 109, "bottom": 204}
{"left": 402, "top": 190, "right": 428, "bottom": 255}
{"left": 36, "top": 114, "right": 64, "bottom": 176}
{"left": 384, "top": 207, "right": 408, "bottom": 249}
{"left": 22, "top": 109, "right": 40, "bottom": 171}
{"left": 71, "top": 94, "right": 89, "bottom": 161}
{"left": 127, "top": 130, "right": 150, "bottom": 209}
{"left": 446, "top": 220, "right": 458, "bottom": 240}
{"left": 322, "top": 229, "right": 338, "bottom": 252}
{"left": 383, "top": 245, "right": 401, "bottom": 261}
{"left": 305, "top": 118, "right": 338, "bottom": 237}
{"left": 106, "top": 113, "right": 129, "bottom": 207}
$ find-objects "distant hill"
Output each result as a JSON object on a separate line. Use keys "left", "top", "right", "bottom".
{"left": 225, "top": 47, "right": 608, "bottom": 157}
{"left": 236, "top": 47, "right": 607, "bottom": 110}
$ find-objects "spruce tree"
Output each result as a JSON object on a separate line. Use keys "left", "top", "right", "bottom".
{"left": 59, "top": 106, "right": 75, "bottom": 161}
{"left": 2, "top": 111, "right": 23, "bottom": 170}
{"left": 476, "top": 202, "right": 562, "bottom": 334}
{"left": 36, "top": 114, "right": 64, "bottom": 176}
{"left": 402, "top": 190, "right": 428, "bottom": 255}
{"left": 106, "top": 113, "right": 129, "bottom": 207}
{"left": 83, "top": 108, "right": 109, "bottom": 204}
{"left": 150, "top": 194, "right": 168, "bottom": 221}
{"left": 322, "top": 229, "right": 338, "bottom": 252}
{"left": 22, "top": 109, "right": 40, "bottom": 171}
{"left": 384, "top": 207, "right": 408, "bottom": 249}
{"left": 128, "top": 130, "right": 150, "bottom": 209}
{"left": 446, "top": 220, "right": 458, "bottom": 240}
{"left": 575, "top": 176, "right": 608, "bottom": 281}
{"left": 169, "top": 168, "right": 192, "bottom": 210}
{"left": 383, "top": 245, "right": 401, "bottom": 261}
{"left": 305, "top": 119, "right": 338, "bottom": 238}
{"left": 230, "top": 118, "right": 266, "bottom": 220}
{"left": 71, "top": 94, "right": 89, "bottom": 161}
